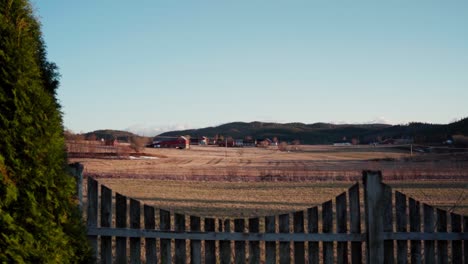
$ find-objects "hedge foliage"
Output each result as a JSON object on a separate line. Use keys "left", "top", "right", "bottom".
{"left": 0, "top": 1, "right": 93, "bottom": 262}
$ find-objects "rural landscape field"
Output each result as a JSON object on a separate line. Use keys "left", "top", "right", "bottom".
{"left": 71, "top": 143, "right": 468, "bottom": 217}
{"left": 3, "top": 1, "right": 468, "bottom": 262}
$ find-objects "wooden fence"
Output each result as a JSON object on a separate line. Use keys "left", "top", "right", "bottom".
{"left": 85, "top": 171, "right": 467, "bottom": 263}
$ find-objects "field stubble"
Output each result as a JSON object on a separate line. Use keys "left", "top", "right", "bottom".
{"left": 73, "top": 145, "right": 468, "bottom": 217}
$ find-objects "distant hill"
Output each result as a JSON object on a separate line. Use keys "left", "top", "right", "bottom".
{"left": 84, "top": 129, "right": 143, "bottom": 142}
{"left": 158, "top": 118, "right": 468, "bottom": 144}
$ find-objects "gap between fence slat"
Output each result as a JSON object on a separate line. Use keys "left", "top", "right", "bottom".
{"left": 349, "top": 183, "right": 362, "bottom": 264}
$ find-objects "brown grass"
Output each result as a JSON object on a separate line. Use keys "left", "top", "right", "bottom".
{"left": 71, "top": 144, "right": 468, "bottom": 181}
{"left": 73, "top": 143, "right": 468, "bottom": 217}
{"left": 91, "top": 178, "right": 467, "bottom": 217}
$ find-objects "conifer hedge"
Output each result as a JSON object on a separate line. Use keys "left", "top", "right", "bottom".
{"left": 0, "top": 1, "right": 92, "bottom": 262}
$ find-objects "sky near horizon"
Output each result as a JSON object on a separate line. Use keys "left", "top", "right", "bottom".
{"left": 35, "top": 1, "right": 468, "bottom": 136}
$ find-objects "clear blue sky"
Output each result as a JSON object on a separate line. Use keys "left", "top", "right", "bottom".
{"left": 34, "top": 1, "right": 468, "bottom": 136}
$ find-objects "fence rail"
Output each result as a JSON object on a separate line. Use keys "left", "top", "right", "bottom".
{"left": 85, "top": 171, "right": 467, "bottom": 263}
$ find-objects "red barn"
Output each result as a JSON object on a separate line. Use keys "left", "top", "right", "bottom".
{"left": 150, "top": 136, "right": 189, "bottom": 149}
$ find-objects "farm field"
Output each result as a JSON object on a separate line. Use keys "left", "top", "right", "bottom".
{"left": 72, "top": 144, "right": 468, "bottom": 181}
{"left": 71, "top": 144, "right": 468, "bottom": 217}
{"left": 95, "top": 179, "right": 468, "bottom": 217}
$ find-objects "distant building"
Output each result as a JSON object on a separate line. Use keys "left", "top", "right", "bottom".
{"left": 256, "top": 138, "right": 272, "bottom": 147}
{"left": 149, "top": 136, "right": 189, "bottom": 149}
{"left": 199, "top": 136, "right": 209, "bottom": 145}
{"left": 218, "top": 138, "right": 235, "bottom": 147}
{"left": 234, "top": 139, "right": 244, "bottom": 147}
{"left": 243, "top": 138, "right": 256, "bottom": 147}
{"left": 105, "top": 139, "right": 118, "bottom": 146}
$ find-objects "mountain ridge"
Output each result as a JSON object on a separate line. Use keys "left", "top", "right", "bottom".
{"left": 158, "top": 118, "right": 468, "bottom": 144}
{"left": 81, "top": 118, "right": 468, "bottom": 145}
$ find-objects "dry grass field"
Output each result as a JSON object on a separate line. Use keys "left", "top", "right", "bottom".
{"left": 71, "top": 144, "right": 468, "bottom": 217}
{"left": 72, "top": 144, "right": 468, "bottom": 181}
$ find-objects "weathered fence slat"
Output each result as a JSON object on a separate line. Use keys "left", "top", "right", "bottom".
{"left": 87, "top": 177, "right": 98, "bottom": 257}
{"left": 364, "top": 171, "right": 384, "bottom": 264}
{"left": 336, "top": 192, "right": 348, "bottom": 264}
{"left": 279, "top": 213, "right": 291, "bottom": 264}
{"left": 190, "top": 216, "right": 202, "bottom": 264}
{"left": 115, "top": 193, "right": 127, "bottom": 264}
{"left": 307, "top": 207, "right": 319, "bottom": 264}
{"left": 395, "top": 191, "right": 408, "bottom": 264}
{"left": 220, "top": 219, "right": 231, "bottom": 264}
{"left": 144, "top": 205, "right": 157, "bottom": 264}
{"left": 436, "top": 208, "right": 448, "bottom": 264}
{"left": 175, "top": 213, "right": 186, "bottom": 264}
{"left": 265, "top": 216, "right": 276, "bottom": 264}
{"left": 409, "top": 198, "right": 421, "bottom": 264}
{"left": 424, "top": 204, "right": 435, "bottom": 264}
{"left": 160, "top": 209, "right": 171, "bottom": 264}
{"left": 383, "top": 184, "right": 394, "bottom": 264}
{"left": 100, "top": 185, "right": 112, "bottom": 264}
{"left": 349, "top": 183, "right": 362, "bottom": 264}
{"left": 234, "top": 219, "right": 246, "bottom": 264}
{"left": 322, "top": 200, "right": 333, "bottom": 264}
{"left": 130, "top": 198, "right": 141, "bottom": 264}
{"left": 293, "top": 211, "right": 305, "bottom": 264}
{"left": 204, "top": 218, "right": 216, "bottom": 264}
{"left": 249, "top": 218, "right": 260, "bottom": 264}
{"left": 451, "top": 213, "right": 462, "bottom": 263}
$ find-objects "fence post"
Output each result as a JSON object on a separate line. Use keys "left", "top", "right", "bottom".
{"left": 363, "top": 170, "right": 385, "bottom": 264}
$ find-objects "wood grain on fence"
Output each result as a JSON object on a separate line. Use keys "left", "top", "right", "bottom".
{"left": 144, "top": 205, "right": 157, "bottom": 263}
{"left": 129, "top": 198, "right": 140, "bottom": 264}
{"left": 293, "top": 211, "right": 305, "bottom": 264}
{"left": 115, "top": 193, "right": 127, "bottom": 264}
{"left": 265, "top": 215, "right": 276, "bottom": 264}
{"left": 100, "top": 185, "right": 112, "bottom": 264}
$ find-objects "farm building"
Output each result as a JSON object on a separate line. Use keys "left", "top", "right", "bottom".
{"left": 234, "top": 139, "right": 244, "bottom": 147}
{"left": 148, "top": 136, "right": 189, "bottom": 149}
{"left": 217, "top": 138, "right": 235, "bottom": 147}
{"left": 190, "top": 136, "right": 210, "bottom": 145}
{"left": 104, "top": 138, "right": 118, "bottom": 146}
{"left": 243, "top": 138, "right": 256, "bottom": 147}
{"left": 256, "top": 138, "right": 272, "bottom": 147}
{"left": 199, "top": 136, "right": 209, "bottom": 145}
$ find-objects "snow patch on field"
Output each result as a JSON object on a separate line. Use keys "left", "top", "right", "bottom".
{"left": 129, "top": 156, "right": 158, "bottom": 160}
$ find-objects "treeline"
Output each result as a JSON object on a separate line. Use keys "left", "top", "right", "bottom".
{"left": 160, "top": 118, "right": 468, "bottom": 145}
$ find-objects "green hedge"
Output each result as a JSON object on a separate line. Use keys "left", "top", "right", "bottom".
{"left": 0, "top": 1, "right": 92, "bottom": 263}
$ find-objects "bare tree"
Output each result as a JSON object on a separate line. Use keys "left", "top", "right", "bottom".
{"left": 278, "top": 141, "right": 289, "bottom": 151}
{"left": 129, "top": 136, "right": 149, "bottom": 153}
